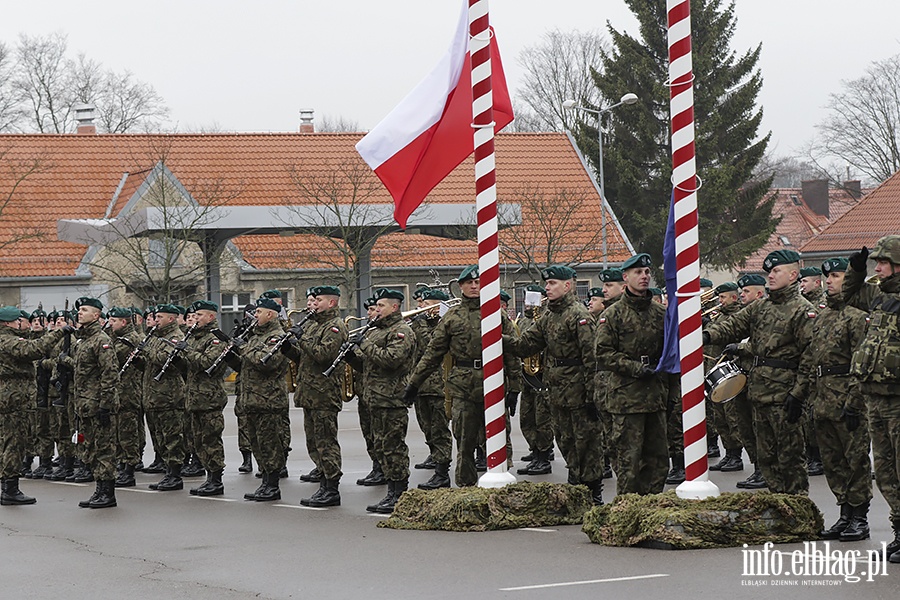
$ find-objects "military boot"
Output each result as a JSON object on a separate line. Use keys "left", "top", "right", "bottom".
{"left": 308, "top": 478, "right": 341, "bottom": 507}
{"left": 115, "top": 464, "right": 136, "bottom": 488}
{"left": 665, "top": 455, "right": 686, "bottom": 485}
{"left": 419, "top": 462, "right": 451, "bottom": 490}
{"left": 888, "top": 519, "right": 900, "bottom": 563}
{"left": 244, "top": 473, "right": 267, "bottom": 500}
{"left": 707, "top": 433, "right": 720, "bottom": 458}
{"left": 150, "top": 463, "right": 183, "bottom": 491}
{"left": 253, "top": 471, "right": 281, "bottom": 502}
{"left": 357, "top": 461, "right": 387, "bottom": 486}
{"left": 374, "top": 480, "right": 407, "bottom": 514}
{"left": 21, "top": 456, "right": 34, "bottom": 478}
{"left": 474, "top": 447, "right": 487, "bottom": 472}
{"left": 301, "top": 480, "right": 327, "bottom": 506}
{"left": 820, "top": 504, "right": 853, "bottom": 540}
{"left": 143, "top": 454, "right": 165, "bottom": 474}
{"left": 586, "top": 480, "right": 604, "bottom": 506}
{"left": 524, "top": 449, "right": 552, "bottom": 476}
{"left": 517, "top": 453, "right": 539, "bottom": 475}
{"left": 567, "top": 470, "right": 579, "bottom": 485}
{"left": 367, "top": 481, "right": 395, "bottom": 512}
{"left": 195, "top": 470, "right": 224, "bottom": 497}
{"left": 134, "top": 459, "right": 145, "bottom": 472}
{"left": 720, "top": 451, "right": 745, "bottom": 472}
{"left": 88, "top": 480, "right": 117, "bottom": 509}
{"left": 31, "top": 456, "right": 53, "bottom": 480}
{"left": 182, "top": 454, "right": 205, "bottom": 478}
{"left": 190, "top": 470, "right": 214, "bottom": 496}
{"left": 238, "top": 450, "right": 253, "bottom": 473}
{"left": 49, "top": 455, "right": 74, "bottom": 481}
{"left": 414, "top": 454, "right": 437, "bottom": 470}
{"left": 736, "top": 467, "right": 767, "bottom": 489}
{"left": 1, "top": 478, "right": 37, "bottom": 506}
{"left": 839, "top": 502, "right": 870, "bottom": 542}
{"left": 79, "top": 481, "right": 102, "bottom": 508}
{"left": 520, "top": 449, "right": 536, "bottom": 462}
{"left": 299, "top": 467, "right": 322, "bottom": 483}
{"left": 807, "top": 446, "right": 824, "bottom": 476}
{"left": 602, "top": 455, "right": 613, "bottom": 479}
{"left": 73, "top": 464, "right": 94, "bottom": 484}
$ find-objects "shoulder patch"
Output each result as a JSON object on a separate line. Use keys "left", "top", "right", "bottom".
{"left": 331, "top": 326, "right": 340, "bottom": 333}
{"left": 212, "top": 339, "right": 220, "bottom": 345}
{"left": 267, "top": 337, "right": 279, "bottom": 344}
{"left": 806, "top": 311, "right": 817, "bottom": 319}
{"left": 598, "top": 317, "right": 606, "bottom": 324}
{"left": 396, "top": 332, "right": 405, "bottom": 339}
{"left": 102, "top": 344, "right": 111, "bottom": 349}
{"left": 578, "top": 318, "right": 589, "bottom": 325}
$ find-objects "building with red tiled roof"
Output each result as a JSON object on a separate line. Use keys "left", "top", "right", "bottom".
{"left": 0, "top": 130, "right": 634, "bottom": 320}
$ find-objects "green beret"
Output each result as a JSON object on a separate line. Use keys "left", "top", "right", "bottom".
{"left": 173, "top": 304, "right": 187, "bottom": 316}
{"left": 191, "top": 300, "right": 219, "bottom": 313}
{"left": 422, "top": 289, "right": 450, "bottom": 302}
{"left": 74, "top": 297, "right": 103, "bottom": 311}
{"left": 622, "top": 253, "right": 652, "bottom": 270}
{"left": 374, "top": 288, "right": 404, "bottom": 302}
{"left": 499, "top": 290, "right": 511, "bottom": 303}
{"left": 47, "top": 310, "right": 59, "bottom": 321}
{"left": 799, "top": 266, "right": 822, "bottom": 278}
{"left": 412, "top": 286, "right": 431, "bottom": 300}
{"left": 587, "top": 287, "right": 604, "bottom": 299}
{"left": 363, "top": 296, "right": 377, "bottom": 309}
{"left": 649, "top": 287, "right": 663, "bottom": 296}
{"left": 541, "top": 265, "right": 576, "bottom": 281}
{"left": 762, "top": 249, "right": 801, "bottom": 273}
{"left": 525, "top": 283, "right": 547, "bottom": 296}
{"left": 822, "top": 257, "right": 849, "bottom": 275}
{"left": 261, "top": 289, "right": 282, "bottom": 299}
{"left": 599, "top": 269, "right": 624, "bottom": 283}
{"left": 0, "top": 306, "right": 22, "bottom": 322}
{"left": 255, "top": 297, "right": 280, "bottom": 312}
{"left": 155, "top": 303, "right": 181, "bottom": 315}
{"left": 18, "top": 309, "right": 30, "bottom": 319}
{"left": 699, "top": 278, "right": 714, "bottom": 289}
{"left": 458, "top": 265, "right": 479, "bottom": 283}
{"left": 714, "top": 282, "right": 739, "bottom": 294}
{"left": 108, "top": 306, "right": 132, "bottom": 319}
{"left": 737, "top": 274, "right": 766, "bottom": 288}
{"left": 309, "top": 285, "right": 341, "bottom": 297}
{"left": 30, "top": 308, "right": 47, "bottom": 320}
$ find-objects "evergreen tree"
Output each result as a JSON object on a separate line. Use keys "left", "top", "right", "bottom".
{"left": 575, "top": 0, "right": 778, "bottom": 270}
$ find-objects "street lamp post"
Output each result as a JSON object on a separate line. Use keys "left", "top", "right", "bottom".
{"left": 563, "top": 93, "right": 638, "bottom": 268}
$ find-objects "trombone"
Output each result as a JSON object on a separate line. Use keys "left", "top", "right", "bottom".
{"left": 347, "top": 298, "right": 462, "bottom": 335}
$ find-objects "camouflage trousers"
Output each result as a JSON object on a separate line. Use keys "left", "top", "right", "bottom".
{"left": 302, "top": 409, "right": 342, "bottom": 480}
{"left": 866, "top": 395, "right": 900, "bottom": 521}
{"left": 246, "top": 410, "right": 287, "bottom": 475}
{"left": 751, "top": 402, "right": 808, "bottom": 495}
{"left": 78, "top": 413, "right": 118, "bottom": 480}
{"left": 190, "top": 409, "right": 225, "bottom": 473}
{"left": 146, "top": 405, "right": 162, "bottom": 460}
{"left": 667, "top": 398, "right": 684, "bottom": 459}
{"left": 0, "top": 411, "right": 29, "bottom": 479}
{"left": 52, "top": 403, "right": 74, "bottom": 458}
{"left": 234, "top": 395, "right": 251, "bottom": 452}
{"left": 710, "top": 399, "right": 742, "bottom": 452}
{"left": 29, "top": 408, "right": 54, "bottom": 458}
{"left": 728, "top": 391, "right": 757, "bottom": 464}
{"left": 414, "top": 395, "right": 452, "bottom": 465}
{"left": 357, "top": 396, "right": 377, "bottom": 464}
{"left": 370, "top": 406, "right": 409, "bottom": 482}
{"left": 815, "top": 416, "right": 873, "bottom": 507}
{"left": 116, "top": 407, "right": 143, "bottom": 466}
{"left": 451, "top": 399, "right": 483, "bottom": 487}
{"left": 609, "top": 411, "right": 668, "bottom": 495}
{"left": 805, "top": 410, "right": 819, "bottom": 451}
{"left": 145, "top": 408, "right": 186, "bottom": 467}
{"left": 280, "top": 408, "right": 292, "bottom": 456}
{"left": 519, "top": 386, "right": 554, "bottom": 454}
{"left": 183, "top": 410, "right": 194, "bottom": 458}
{"left": 551, "top": 403, "right": 604, "bottom": 484}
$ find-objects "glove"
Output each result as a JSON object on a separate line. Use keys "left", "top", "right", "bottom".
{"left": 350, "top": 330, "right": 367, "bottom": 346}
{"left": 701, "top": 314, "right": 711, "bottom": 327}
{"left": 402, "top": 384, "right": 419, "bottom": 406}
{"left": 61, "top": 325, "right": 76, "bottom": 335}
{"left": 784, "top": 393, "right": 803, "bottom": 424}
{"left": 289, "top": 323, "right": 305, "bottom": 338}
{"left": 585, "top": 401, "right": 600, "bottom": 421}
{"left": 231, "top": 337, "right": 247, "bottom": 349}
{"left": 97, "top": 407, "right": 111, "bottom": 428}
{"left": 723, "top": 343, "right": 740, "bottom": 358}
{"left": 702, "top": 331, "right": 711, "bottom": 346}
{"left": 279, "top": 338, "right": 296, "bottom": 355}
{"left": 58, "top": 351, "right": 69, "bottom": 362}
{"left": 505, "top": 391, "right": 519, "bottom": 417}
{"left": 848, "top": 246, "right": 869, "bottom": 271}
{"left": 841, "top": 406, "right": 861, "bottom": 432}
{"left": 173, "top": 340, "right": 188, "bottom": 351}
{"left": 637, "top": 365, "right": 656, "bottom": 379}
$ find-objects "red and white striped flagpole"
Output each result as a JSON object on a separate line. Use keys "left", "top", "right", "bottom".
{"left": 470, "top": 0, "right": 515, "bottom": 488}
{"left": 667, "top": 0, "right": 719, "bottom": 499}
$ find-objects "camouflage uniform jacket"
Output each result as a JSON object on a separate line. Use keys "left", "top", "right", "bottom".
{"left": 506, "top": 292, "right": 594, "bottom": 410}
{"left": 142, "top": 321, "right": 186, "bottom": 411}
{"left": 409, "top": 296, "right": 520, "bottom": 401}
{"left": 112, "top": 324, "right": 145, "bottom": 411}
{"left": 843, "top": 269, "right": 900, "bottom": 398}
{"left": 238, "top": 318, "right": 290, "bottom": 413}
{"left": 704, "top": 301, "right": 743, "bottom": 370}
{"left": 705, "top": 284, "right": 816, "bottom": 405}
{"left": 803, "top": 286, "right": 826, "bottom": 306}
{"left": 289, "top": 306, "right": 348, "bottom": 411}
{"left": 410, "top": 315, "right": 445, "bottom": 397}
{"left": 0, "top": 326, "right": 63, "bottom": 413}
{"left": 182, "top": 322, "right": 228, "bottom": 412}
{"left": 594, "top": 290, "right": 667, "bottom": 413}
{"left": 807, "top": 295, "right": 866, "bottom": 420}
{"left": 70, "top": 320, "right": 119, "bottom": 416}
{"left": 358, "top": 311, "right": 417, "bottom": 409}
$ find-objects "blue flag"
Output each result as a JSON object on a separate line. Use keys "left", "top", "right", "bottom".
{"left": 657, "top": 190, "right": 680, "bottom": 374}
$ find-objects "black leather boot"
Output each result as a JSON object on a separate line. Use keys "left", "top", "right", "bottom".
{"left": 666, "top": 455, "right": 686, "bottom": 485}
{"left": 419, "top": 462, "right": 451, "bottom": 490}
{"left": 238, "top": 450, "right": 253, "bottom": 473}
{"left": 79, "top": 481, "right": 102, "bottom": 508}
{"left": 720, "top": 451, "right": 745, "bottom": 472}
{"left": 524, "top": 449, "right": 552, "bottom": 475}
{"left": 244, "top": 473, "right": 267, "bottom": 500}
{"left": 49, "top": 455, "right": 74, "bottom": 481}
{"left": 520, "top": 449, "right": 535, "bottom": 462}
{"left": 736, "top": 467, "right": 767, "bottom": 489}
{"left": 839, "top": 502, "right": 870, "bottom": 542}
{"left": 586, "top": 479, "right": 604, "bottom": 506}
{"left": 151, "top": 463, "right": 183, "bottom": 491}
{"left": 115, "top": 464, "right": 136, "bottom": 488}
{"left": 602, "top": 455, "right": 613, "bottom": 479}
{"left": 820, "top": 504, "right": 853, "bottom": 539}
{"left": 357, "top": 461, "right": 387, "bottom": 486}
{"left": 474, "top": 447, "right": 487, "bottom": 472}
{"left": 301, "top": 480, "right": 327, "bottom": 506}
{"left": 190, "top": 470, "right": 213, "bottom": 496}
{"left": 414, "top": 454, "right": 436, "bottom": 470}
{"left": 31, "top": 456, "right": 53, "bottom": 479}
{"left": 182, "top": 454, "right": 205, "bottom": 478}
{"left": 73, "top": 464, "right": 94, "bottom": 483}
{"left": 367, "top": 481, "right": 394, "bottom": 512}
{"left": 1, "top": 478, "right": 36, "bottom": 506}
{"left": 299, "top": 467, "right": 322, "bottom": 483}
{"left": 254, "top": 471, "right": 281, "bottom": 501}
{"left": 195, "top": 470, "right": 224, "bottom": 497}
{"left": 707, "top": 433, "right": 720, "bottom": 458}
{"left": 89, "top": 480, "right": 117, "bottom": 509}
{"left": 21, "top": 456, "right": 33, "bottom": 478}
{"left": 807, "top": 446, "right": 824, "bottom": 476}
{"left": 567, "top": 470, "right": 579, "bottom": 485}
{"left": 374, "top": 479, "right": 407, "bottom": 514}
{"left": 308, "top": 478, "right": 341, "bottom": 507}
{"left": 143, "top": 454, "right": 165, "bottom": 474}
{"left": 517, "top": 454, "right": 539, "bottom": 475}
{"left": 889, "top": 519, "right": 900, "bottom": 563}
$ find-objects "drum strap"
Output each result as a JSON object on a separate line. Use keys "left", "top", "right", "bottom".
{"left": 752, "top": 356, "right": 798, "bottom": 370}
{"left": 815, "top": 364, "right": 850, "bottom": 377}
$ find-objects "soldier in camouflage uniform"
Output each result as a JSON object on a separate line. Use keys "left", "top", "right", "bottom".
{"left": 506, "top": 265, "right": 602, "bottom": 504}
{"left": 704, "top": 250, "right": 816, "bottom": 495}
{"left": 0, "top": 306, "right": 67, "bottom": 505}
{"left": 281, "top": 285, "right": 348, "bottom": 507}
{"left": 231, "top": 303, "right": 257, "bottom": 474}
{"left": 804, "top": 257, "right": 873, "bottom": 542}
{"left": 517, "top": 284, "right": 554, "bottom": 476}
{"left": 355, "top": 296, "right": 386, "bottom": 486}
{"left": 107, "top": 307, "right": 145, "bottom": 487}
{"left": 799, "top": 265, "right": 826, "bottom": 477}
{"left": 842, "top": 236, "right": 900, "bottom": 562}
{"left": 24, "top": 309, "right": 54, "bottom": 480}
{"left": 406, "top": 266, "right": 520, "bottom": 490}
{"left": 595, "top": 255, "right": 670, "bottom": 497}
{"left": 259, "top": 289, "right": 292, "bottom": 480}
{"left": 141, "top": 306, "right": 167, "bottom": 475}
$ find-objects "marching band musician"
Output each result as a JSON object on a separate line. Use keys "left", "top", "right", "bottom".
{"left": 355, "top": 296, "right": 386, "bottom": 487}
{"left": 108, "top": 306, "right": 145, "bottom": 488}
{"left": 517, "top": 284, "right": 554, "bottom": 477}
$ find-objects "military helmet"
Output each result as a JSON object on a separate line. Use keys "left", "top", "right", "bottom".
{"left": 869, "top": 235, "right": 900, "bottom": 264}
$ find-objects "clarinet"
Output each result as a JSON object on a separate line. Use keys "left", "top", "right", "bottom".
{"left": 323, "top": 320, "right": 376, "bottom": 377}
{"left": 261, "top": 309, "right": 315, "bottom": 364}
{"left": 205, "top": 318, "right": 257, "bottom": 376}
{"left": 153, "top": 323, "right": 198, "bottom": 381}
{"left": 119, "top": 325, "right": 157, "bottom": 376}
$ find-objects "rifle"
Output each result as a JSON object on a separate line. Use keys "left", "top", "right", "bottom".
{"left": 119, "top": 325, "right": 158, "bottom": 376}
{"left": 52, "top": 298, "right": 73, "bottom": 405}
{"left": 153, "top": 322, "right": 197, "bottom": 381}
{"left": 206, "top": 317, "right": 258, "bottom": 375}
{"left": 323, "top": 319, "right": 376, "bottom": 377}
{"left": 261, "top": 309, "right": 315, "bottom": 364}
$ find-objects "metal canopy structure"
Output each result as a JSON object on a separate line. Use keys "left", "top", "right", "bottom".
{"left": 57, "top": 203, "right": 521, "bottom": 315}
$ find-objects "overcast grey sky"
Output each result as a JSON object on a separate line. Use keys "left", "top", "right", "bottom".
{"left": 2, "top": 0, "right": 898, "bottom": 156}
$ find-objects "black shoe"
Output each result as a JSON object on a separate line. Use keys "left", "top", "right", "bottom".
{"left": 586, "top": 479, "right": 604, "bottom": 506}
{"left": 150, "top": 464, "right": 183, "bottom": 491}
{"left": 134, "top": 460, "right": 145, "bottom": 472}
{"left": 414, "top": 455, "right": 437, "bottom": 470}
{"left": 367, "top": 481, "right": 394, "bottom": 513}
{"left": 474, "top": 448, "right": 487, "bottom": 473}
{"left": 357, "top": 461, "right": 387, "bottom": 486}
{"left": 720, "top": 454, "right": 745, "bottom": 472}
{"left": 88, "top": 480, "right": 117, "bottom": 509}
{"left": 886, "top": 519, "right": 900, "bottom": 557}
{"left": 709, "top": 450, "right": 731, "bottom": 471}
{"left": 79, "top": 481, "right": 101, "bottom": 508}
{"left": 143, "top": 456, "right": 165, "bottom": 474}
{"left": 418, "top": 463, "right": 451, "bottom": 490}
{"left": 736, "top": 468, "right": 767, "bottom": 489}
{"left": 807, "top": 459, "right": 825, "bottom": 477}
{"left": 31, "top": 457, "right": 53, "bottom": 480}
{"left": 301, "top": 480, "right": 327, "bottom": 506}
{"left": 707, "top": 444, "right": 720, "bottom": 458}
{"left": 182, "top": 455, "right": 205, "bottom": 478}
{"left": 49, "top": 456, "right": 74, "bottom": 481}
{"left": 520, "top": 450, "right": 535, "bottom": 462}
{"left": 253, "top": 472, "right": 281, "bottom": 502}
{"left": 299, "top": 467, "right": 322, "bottom": 483}
{"left": 839, "top": 503, "right": 870, "bottom": 542}
{"left": 73, "top": 465, "right": 94, "bottom": 483}
{"left": 1, "top": 478, "right": 36, "bottom": 506}
{"left": 524, "top": 449, "right": 552, "bottom": 476}
{"left": 115, "top": 464, "right": 136, "bottom": 488}
{"left": 21, "top": 456, "right": 34, "bottom": 478}
{"left": 307, "top": 479, "right": 341, "bottom": 507}
{"left": 238, "top": 450, "right": 253, "bottom": 473}
{"left": 821, "top": 504, "right": 853, "bottom": 540}
{"left": 190, "top": 471, "right": 213, "bottom": 496}
{"left": 516, "top": 458, "right": 538, "bottom": 475}
{"left": 194, "top": 470, "right": 224, "bottom": 497}
{"left": 374, "top": 480, "right": 407, "bottom": 514}
{"left": 666, "top": 456, "right": 686, "bottom": 485}
{"left": 244, "top": 476, "right": 267, "bottom": 500}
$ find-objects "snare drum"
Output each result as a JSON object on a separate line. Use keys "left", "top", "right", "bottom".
{"left": 704, "top": 360, "right": 747, "bottom": 404}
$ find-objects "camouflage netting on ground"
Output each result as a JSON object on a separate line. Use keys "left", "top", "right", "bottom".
{"left": 378, "top": 482, "right": 592, "bottom": 532}
{"left": 582, "top": 491, "right": 823, "bottom": 550}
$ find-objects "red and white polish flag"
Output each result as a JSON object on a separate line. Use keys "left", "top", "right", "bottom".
{"left": 355, "top": 1, "right": 514, "bottom": 228}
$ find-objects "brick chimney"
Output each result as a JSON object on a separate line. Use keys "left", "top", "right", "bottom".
{"left": 843, "top": 180, "right": 862, "bottom": 200}
{"left": 299, "top": 108, "right": 315, "bottom": 133}
{"left": 801, "top": 179, "right": 829, "bottom": 218}
{"left": 73, "top": 103, "right": 97, "bottom": 135}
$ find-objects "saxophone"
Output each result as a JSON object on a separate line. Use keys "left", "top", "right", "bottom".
{"left": 522, "top": 300, "right": 545, "bottom": 376}
{"left": 341, "top": 315, "right": 367, "bottom": 401}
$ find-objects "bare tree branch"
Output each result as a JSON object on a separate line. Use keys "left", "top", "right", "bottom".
{"left": 317, "top": 114, "right": 361, "bottom": 133}
{"left": 0, "top": 144, "right": 52, "bottom": 260}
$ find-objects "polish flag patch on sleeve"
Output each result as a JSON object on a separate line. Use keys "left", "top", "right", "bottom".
{"left": 578, "top": 318, "right": 589, "bottom": 325}
{"left": 806, "top": 311, "right": 817, "bottom": 319}
{"left": 331, "top": 327, "right": 340, "bottom": 333}
{"left": 102, "top": 344, "right": 111, "bottom": 349}
{"left": 598, "top": 317, "right": 606, "bottom": 324}
{"left": 396, "top": 332, "right": 405, "bottom": 339}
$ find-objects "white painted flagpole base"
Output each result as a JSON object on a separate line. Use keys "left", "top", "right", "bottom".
{"left": 675, "top": 478, "right": 720, "bottom": 500}
{"left": 478, "top": 469, "right": 517, "bottom": 489}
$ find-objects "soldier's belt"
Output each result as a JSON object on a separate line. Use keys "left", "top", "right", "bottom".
{"left": 752, "top": 356, "right": 798, "bottom": 370}
{"left": 455, "top": 359, "right": 483, "bottom": 369}
{"left": 548, "top": 357, "right": 583, "bottom": 367}
{"left": 815, "top": 364, "right": 851, "bottom": 377}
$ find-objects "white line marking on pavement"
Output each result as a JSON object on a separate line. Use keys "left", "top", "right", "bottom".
{"left": 116, "top": 488, "right": 159, "bottom": 494}
{"left": 518, "top": 527, "right": 557, "bottom": 532}
{"left": 51, "top": 482, "right": 88, "bottom": 487}
{"left": 189, "top": 496, "right": 236, "bottom": 502}
{"left": 500, "top": 573, "right": 670, "bottom": 591}
{"left": 273, "top": 503, "right": 328, "bottom": 511}
{"left": 366, "top": 513, "right": 389, "bottom": 517}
